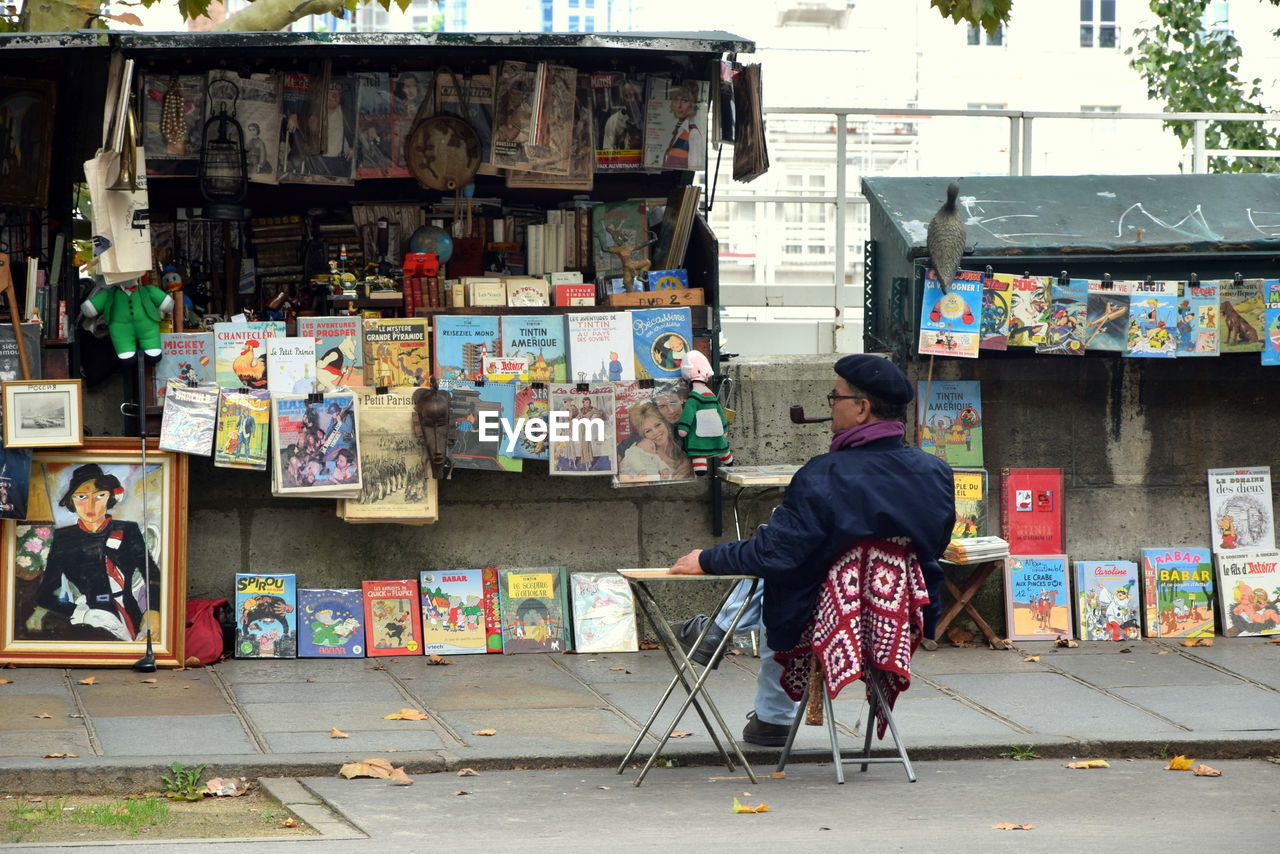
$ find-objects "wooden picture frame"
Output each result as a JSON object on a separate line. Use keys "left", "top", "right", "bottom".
{"left": 1, "top": 438, "right": 188, "bottom": 667}
{"left": 0, "top": 76, "right": 57, "bottom": 208}
{"left": 2, "top": 380, "right": 84, "bottom": 448}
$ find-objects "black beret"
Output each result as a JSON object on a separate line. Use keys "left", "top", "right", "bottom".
{"left": 834, "top": 354, "right": 913, "bottom": 405}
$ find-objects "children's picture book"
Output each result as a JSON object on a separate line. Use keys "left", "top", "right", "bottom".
{"left": 613, "top": 378, "right": 693, "bottom": 486}
{"left": 648, "top": 269, "right": 689, "bottom": 291}
{"left": 1006, "top": 275, "right": 1050, "bottom": 347}
{"left": 297, "top": 588, "right": 366, "bottom": 657}
{"left": 1037, "top": 278, "right": 1088, "bottom": 355}
{"left": 1004, "top": 556, "right": 1072, "bottom": 641}
{"left": 1000, "top": 468, "right": 1065, "bottom": 554}
{"left": 512, "top": 383, "right": 551, "bottom": 461}
{"left": 1125, "top": 281, "right": 1178, "bottom": 358}
{"left": 1215, "top": 550, "right": 1280, "bottom": 636}
{"left": 214, "top": 388, "right": 271, "bottom": 470}
{"left": 481, "top": 567, "right": 503, "bottom": 652}
{"left": 1140, "top": 548, "right": 1215, "bottom": 638}
{"left": 361, "top": 318, "right": 430, "bottom": 387}
{"left": 952, "top": 467, "right": 987, "bottom": 539}
{"left": 1176, "top": 281, "right": 1220, "bottom": 357}
{"left": 570, "top": 572, "right": 639, "bottom": 653}
{"left": 501, "top": 315, "right": 567, "bottom": 382}
{"left": 918, "top": 268, "right": 981, "bottom": 358}
{"left": 1263, "top": 279, "right": 1280, "bottom": 366}
{"left": 433, "top": 315, "right": 501, "bottom": 382}
{"left": 354, "top": 70, "right": 394, "bottom": 179}
{"left": 591, "top": 200, "right": 648, "bottom": 286}
{"left": 341, "top": 387, "right": 436, "bottom": 523}
{"left": 505, "top": 276, "right": 551, "bottom": 306}
{"left": 159, "top": 381, "right": 218, "bottom": 457}
{"left": 438, "top": 378, "right": 522, "bottom": 472}
{"left": 1083, "top": 279, "right": 1131, "bottom": 352}
{"left": 153, "top": 332, "right": 213, "bottom": 402}
{"left": 498, "top": 567, "right": 571, "bottom": 653}
{"left": 631, "top": 307, "right": 692, "bottom": 379}
{"left": 297, "top": 316, "right": 364, "bottom": 390}
{"left": 643, "top": 76, "right": 709, "bottom": 171}
{"left": 567, "top": 312, "right": 636, "bottom": 382}
{"left": 916, "top": 380, "right": 982, "bottom": 468}
{"left": 590, "top": 70, "right": 645, "bottom": 171}
{"left": 0, "top": 446, "right": 33, "bottom": 521}
{"left": 1207, "top": 466, "right": 1275, "bottom": 553}
{"left": 362, "top": 579, "right": 424, "bottom": 656}
{"left": 213, "top": 321, "right": 285, "bottom": 389}
{"left": 1218, "top": 277, "right": 1266, "bottom": 353}
{"left": 549, "top": 383, "right": 618, "bottom": 475}
{"left": 271, "top": 393, "right": 361, "bottom": 496}
{"left": 419, "top": 569, "right": 493, "bottom": 655}
{"left": 980, "top": 273, "right": 1012, "bottom": 351}
{"left": 234, "top": 573, "right": 297, "bottom": 658}
{"left": 266, "top": 337, "right": 317, "bottom": 394}
{"left": 1074, "top": 560, "right": 1141, "bottom": 641}
{"left": 208, "top": 69, "right": 281, "bottom": 185}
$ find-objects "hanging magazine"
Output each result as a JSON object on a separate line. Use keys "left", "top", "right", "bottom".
{"left": 159, "top": 381, "right": 217, "bottom": 457}
{"left": 207, "top": 69, "right": 281, "bottom": 185}
{"left": 549, "top": 383, "right": 617, "bottom": 476}
{"left": 437, "top": 68, "right": 497, "bottom": 176}
{"left": 643, "top": 76, "right": 709, "bottom": 172}
{"left": 271, "top": 392, "right": 361, "bottom": 497}
{"left": 214, "top": 388, "right": 270, "bottom": 470}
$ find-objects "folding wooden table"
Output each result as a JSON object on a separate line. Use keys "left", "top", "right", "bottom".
{"left": 935, "top": 557, "right": 1005, "bottom": 645}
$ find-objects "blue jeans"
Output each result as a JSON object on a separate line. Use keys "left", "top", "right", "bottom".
{"left": 714, "top": 579, "right": 799, "bottom": 727}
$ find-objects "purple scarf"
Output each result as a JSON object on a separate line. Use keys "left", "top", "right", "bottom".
{"left": 829, "top": 420, "right": 904, "bottom": 453}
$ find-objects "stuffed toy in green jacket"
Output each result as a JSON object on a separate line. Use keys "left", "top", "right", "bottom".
{"left": 81, "top": 279, "right": 174, "bottom": 360}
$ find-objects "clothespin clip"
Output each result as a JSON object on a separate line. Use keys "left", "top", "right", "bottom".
{"left": 1234, "top": 272, "right": 1244, "bottom": 285}
{"left": 1145, "top": 275, "right": 1154, "bottom": 286}
{"left": 984, "top": 265, "right": 994, "bottom": 279}
{"left": 1058, "top": 271, "right": 1069, "bottom": 286}
{"left": 531, "top": 382, "right": 546, "bottom": 390}
{"left": 639, "top": 377, "right": 655, "bottom": 389}
{"left": 239, "top": 386, "right": 253, "bottom": 395}
{"left": 307, "top": 391, "right": 324, "bottom": 405}
{"left": 576, "top": 382, "right": 589, "bottom": 392}
{"left": 1189, "top": 273, "right": 1199, "bottom": 285}
{"left": 375, "top": 385, "right": 389, "bottom": 396}
{"left": 475, "top": 378, "right": 485, "bottom": 387}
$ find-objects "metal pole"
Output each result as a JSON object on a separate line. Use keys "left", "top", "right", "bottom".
{"left": 1192, "top": 120, "right": 1208, "bottom": 173}
{"left": 833, "top": 110, "right": 852, "bottom": 353}
{"left": 1008, "top": 115, "right": 1021, "bottom": 176}
{"left": 1021, "top": 117, "right": 1034, "bottom": 176}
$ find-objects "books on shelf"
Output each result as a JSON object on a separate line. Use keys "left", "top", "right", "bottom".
{"left": 567, "top": 312, "right": 635, "bottom": 382}
{"left": 297, "top": 316, "right": 363, "bottom": 391}
{"left": 265, "top": 337, "right": 317, "bottom": 394}
{"left": 631, "top": 307, "right": 692, "bottom": 379}
{"left": 943, "top": 535, "right": 1007, "bottom": 564}
{"left": 433, "top": 315, "right": 501, "bottom": 382}
{"left": 213, "top": 321, "right": 285, "bottom": 390}
{"left": 501, "top": 314, "right": 567, "bottom": 382}
{"left": 361, "top": 318, "right": 430, "bottom": 387}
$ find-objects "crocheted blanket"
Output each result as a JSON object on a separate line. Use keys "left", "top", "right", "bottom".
{"left": 775, "top": 536, "right": 929, "bottom": 739}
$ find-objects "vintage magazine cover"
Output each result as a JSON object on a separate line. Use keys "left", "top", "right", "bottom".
{"left": 951, "top": 467, "right": 987, "bottom": 539}
{"left": 153, "top": 332, "right": 213, "bottom": 402}
{"left": 270, "top": 393, "right": 361, "bottom": 497}
{"left": 419, "top": 569, "right": 491, "bottom": 655}
{"left": 390, "top": 70, "right": 431, "bottom": 177}
{"left": 1037, "top": 278, "right": 1088, "bottom": 356}
{"left": 612, "top": 379, "right": 693, "bottom": 487}
{"left": 523, "top": 63, "right": 576, "bottom": 175}
{"left": 297, "top": 588, "right": 366, "bottom": 658}
{"left": 1215, "top": 550, "right": 1280, "bottom": 636}
{"left": 1007, "top": 275, "right": 1050, "bottom": 347}
{"left": 0, "top": 446, "right": 33, "bottom": 521}
{"left": 570, "top": 572, "right": 639, "bottom": 653}
{"left": 512, "top": 384, "right": 551, "bottom": 461}
{"left": 433, "top": 315, "right": 501, "bottom": 382}
{"left": 159, "top": 381, "right": 217, "bottom": 457}
{"left": 142, "top": 73, "right": 204, "bottom": 176}
{"left": 266, "top": 337, "right": 317, "bottom": 394}
{"left": 1075, "top": 560, "right": 1141, "bottom": 641}
{"left": 643, "top": 76, "right": 709, "bottom": 171}
{"left": 234, "top": 573, "right": 298, "bottom": 658}
{"left": 1176, "top": 281, "right": 1220, "bottom": 357}
{"left": 279, "top": 72, "right": 358, "bottom": 186}
{"left": 631, "top": 307, "right": 692, "bottom": 379}
{"left": 1083, "top": 278, "right": 1131, "bottom": 352}
{"left": 437, "top": 68, "right": 497, "bottom": 176}
{"left": 1004, "top": 556, "right": 1072, "bottom": 641}
{"left": 567, "top": 312, "right": 636, "bottom": 383}
{"left": 1218, "top": 277, "right": 1266, "bottom": 353}
{"left": 549, "top": 383, "right": 617, "bottom": 475}
{"left": 213, "top": 321, "right": 285, "bottom": 389}
{"left": 916, "top": 380, "right": 983, "bottom": 468}
{"left": 362, "top": 579, "right": 424, "bottom": 656}
{"left": 918, "top": 268, "right": 981, "bottom": 358}
{"left": 207, "top": 69, "right": 281, "bottom": 185}
{"left": 340, "top": 387, "right": 437, "bottom": 523}
{"left": 1264, "top": 279, "right": 1280, "bottom": 366}
{"left": 297, "top": 316, "right": 364, "bottom": 390}
{"left": 361, "top": 318, "right": 431, "bottom": 387}
{"left": 507, "top": 74, "right": 594, "bottom": 190}
{"left": 214, "top": 388, "right": 271, "bottom": 470}
{"left": 1125, "top": 280, "right": 1178, "bottom": 358}
{"left": 980, "top": 274, "right": 1012, "bottom": 351}
{"left": 438, "top": 378, "right": 522, "bottom": 473}
{"left": 498, "top": 567, "right": 571, "bottom": 653}
{"left": 354, "top": 71, "right": 394, "bottom": 179}
{"left": 590, "top": 71, "right": 645, "bottom": 171}
{"left": 1207, "top": 466, "right": 1275, "bottom": 554}
{"left": 1140, "top": 548, "right": 1215, "bottom": 638}
{"left": 492, "top": 60, "right": 536, "bottom": 171}
{"left": 500, "top": 315, "right": 567, "bottom": 382}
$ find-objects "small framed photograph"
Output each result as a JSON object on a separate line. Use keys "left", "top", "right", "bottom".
{"left": 2, "top": 380, "right": 85, "bottom": 449}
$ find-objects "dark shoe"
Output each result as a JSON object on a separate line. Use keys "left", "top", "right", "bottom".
{"left": 742, "top": 711, "right": 791, "bottom": 747}
{"left": 669, "top": 614, "right": 726, "bottom": 669}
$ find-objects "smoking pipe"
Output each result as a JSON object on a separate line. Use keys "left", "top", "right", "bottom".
{"left": 789, "top": 405, "right": 831, "bottom": 424}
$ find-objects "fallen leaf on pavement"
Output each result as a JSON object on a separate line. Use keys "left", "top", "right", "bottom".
{"left": 34, "top": 713, "right": 51, "bottom": 719}
{"left": 330, "top": 728, "right": 349, "bottom": 739}
{"left": 472, "top": 729, "right": 497, "bottom": 736}
{"left": 140, "top": 678, "right": 157, "bottom": 684}
{"left": 0, "top": 678, "right": 11, "bottom": 684}
{"left": 1165, "top": 755, "right": 1195, "bottom": 771}
{"left": 453, "top": 790, "right": 470, "bottom": 796}
{"left": 388, "top": 767, "right": 414, "bottom": 785}
{"left": 78, "top": 677, "right": 98, "bottom": 685}
{"left": 1269, "top": 636, "right": 1280, "bottom": 644}
{"left": 639, "top": 641, "right": 659, "bottom": 650}
{"left": 670, "top": 731, "right": 692, "bottom": 738}
{"left": 385, "top": 749, "right": 398, "bottom": 753}
{"left": 43, "top": 753, "right": 77, "bottom": 759}
{"left": 1193, "top": 764, "right": 1222, "bottom": 777}
{"left": 946, "top": 627, "right": 974, "bottom": 645}
{"left": 279, "top": 817, "right": 300, "bottom": 828}
{"left": 339, "top": 757, "right": 413, "bottom": 785}
{"left": 69, "top": 714, "right": 83, "bottom": 719}
{"left": 988, "top": 638, "right": 1014, "bottom": 650}
{"left": 598, "top": 785, "right": 611, "bottom": 790}
{"left": 1024, "top": 656, "right": 1040, "bottom": 662}
{"left": 993, "top": 823, "right": 1034, "bottom": 831}
{"left": 204, "top": 777, "right": 252, "bottom": 797}
{"left": 609, "top": 666, "right": 626, "bottom": 671}
{"left": 1181, "top": 637, "right": 1213, "bottom": 647}
{"left": 1064, "top": 760, "right": 1110, "bottom": 769}
{"left": 731, "top": 797, "right": 770, "bottom": 814}
{"left": 383, "top": 708, "right": 429, "bottom": 721}
{"left": 1055, "top": 637, "right": 1079, "bottom": 648}
{"left": 457, "top": 768, "right": 479, "bottom": 777}
{"left": 770, "top": 771, "right": 786, "bottom": 779}
{"left": 1155, "top": 650, "right": 1170, "bottom": 654}
{"left": 427, "top": 654, "right": 453, "bottom": 665}
{"left": 184, "top": 656, "right": 202, "bottom": 667}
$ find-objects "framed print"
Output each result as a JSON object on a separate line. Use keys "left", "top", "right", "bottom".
{"left": 2, "top": 380, "right": 84, "bottom": 448}
{"left": 0, "top": 76, "right": 57, "bottom": 208}
{"left": 1, "top": 438, "right": 188, "bottom": 667}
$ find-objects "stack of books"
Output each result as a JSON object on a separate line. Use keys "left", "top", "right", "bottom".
{"left": 944, "top": 535, "right": 1009, "bottom": 564}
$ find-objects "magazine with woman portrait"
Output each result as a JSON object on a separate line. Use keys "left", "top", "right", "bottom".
{"left": 1, "top": 439, "right": 188, "bottom": 666}
{"left": 611, "top": 379, "right": 693, "bottom": 487}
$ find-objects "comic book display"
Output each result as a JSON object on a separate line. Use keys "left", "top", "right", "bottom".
{"left": 916, "top": 380, "right": 982, "bottom": 468}
{"left": 213, "top": 389, "right": 271, "bottom": 471}
{"left": 569, "top": 572, "right": 638, "bottom": 653}
{"left": 158, "top": 382, "right": 218, "bottom": 456}
{"left": 1003, "top": 556, "right": 1072, "bottom": 641}
{"left": 419, "top": 569, "right": 493, "bottom": 655}
{"left": 1075, "top": 560, "right": 1141, "bottom": 641}
{"left": 339, "top": 387, "right": 436, "bottom": 524}
{"left": 1206, "top": 467, "right": 1275, "bottom": 554}
{"left": 298, "top": 588, "right": 366, "bottom": 657}
{"left": 270, "top": 393, "right": 361, "bottom": 497}
{"left": 1140, "top": 548, "right": 1215, "bottom": 639}
{"left": 497, "top": 567, "right": 571, "bottom": 653}
{"left": 362, "top": 579, "right": 424, "bottom": 656}
{"left": 1215, "top": 550, "right": 1280, "bottom": 637}
{"left": 234, "top": 573, "right": 297, "bottom": 658}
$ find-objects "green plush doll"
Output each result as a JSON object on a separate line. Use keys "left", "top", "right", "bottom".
{"left": 81, "top": 279, "right": 174, "bottom": 360}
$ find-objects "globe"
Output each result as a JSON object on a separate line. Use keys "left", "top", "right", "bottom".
{"left": 407, "top": 225, "right": 454, "bottom": 265}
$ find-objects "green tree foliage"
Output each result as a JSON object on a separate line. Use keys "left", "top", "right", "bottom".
{"left": 929, "top": 0, "right": 1012, "bottom": 35}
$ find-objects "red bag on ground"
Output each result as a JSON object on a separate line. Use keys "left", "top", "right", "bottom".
{"left": 186, "top": 598, "right": 229, "bottom": 666}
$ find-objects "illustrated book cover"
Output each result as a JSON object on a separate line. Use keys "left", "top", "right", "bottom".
{"left": 952, "top": 467, "right": 987, "bottom": 539}
{"left": 362, "top": 579, "right": 424, "bottom": 656}
{"left": 1003, "top": 556, "right": 1072, "bottom": 641}
{"left": 159, "top": 381, "right": 218, "bottom": 457}
{"left": 570, "top": 572, "right": 639, "bottom": 653}
{"left": 980, "top": 273, "right": 1012, "bottom": 351}
{"left": 613, "top": 378, "right": 693, "bottom": 487}
{"left": 213, "top": 321, "right": 285, "bottom": 390}
{"left": 278, "top": 73, "right": 358, "bottom": 186}
{"left": 918, "top": 268, "right": 981, "bottom": 358}
{"left": 1125, "top": 280, "right": 1178, "bottom": 358}
{"left": 152, "top": 332, "right": 213, "bottom": 402}
{"left": 433, "top": 315, "right": 501, "bottom": 382}
{"left": 590, "top": 70, "right": 645, "bottom": 171}
{"left": 419, "top": 569, "right": 494, "bottom": 655}
{"left": 1140, "top": 548, "right": 1215, "bottom": 638}
{"left": 340, "top": 387, "right": 437, "bottom": 524}
{"left": 1000, "top": 468, "right": 1065, "bottom": 554}
{"left": 500, "top": 314, "right": 567, "bottom": 382}
{"left": 1218, "top": 277, "right": 1266, "bottom": 354}
{"left": 549, "top": 383, "right": 618, "bottom": 476}
{"left": 1214, "top": 550, "right": 1280, "bottom": 637}
{"left": 234, "top": 573, "right": 297, "bottom": 659}
{"left": 1207, "top": 466, "right": 1274, "bottom": 553}
{"left": 207, "top": 69, "right": 281, "bottom": 185}
{"left": 214, "top": 388, "right": 271, "bottom": 470}
{"left": 643, "top": 76, "right": 709, "bottom": 171}
{"left": 1083, "top": 278, "right": 1131, "bottom": 353}
{"left": 1037, "top": 278, "right": 1088, "bottom": 356}
{"left": 361, "top": 318, "right": 430, "bottom": 387}
{"left": 631, "top": 307, "right": 692, "bottom": 379}
{"left": 1075, "top": 560, "right": 1141, "bottom": 641}
{"left": 297, "top": 316, "right": 364, "bottom": 390}
{"left": 1007, "top": 275, "right": 1050, "bottom": 347}
{"left": 266, "top": 337, "right": 317, "bottom": 394}
{"left": 1263, "top": 279, "right": 1280, "bottom": 366}
{"left": 297, "top": 588, "right": 366, "bottom": 658}
{"left": 567, "top": 312, "right": 636, "bottom": 383}
{"left": 438, "top": 378, "right": 522, "bottom": 472}
{"left": 1176, "top": 281, "right": 1220, "bottom": 357}
{"left": 498, "top": 567, "right": 571, "bottom": 653}
{"left": 916, "top": 380, "right": 983, "bottom": 468}
{"left": 512, "top": 383, "right": 552, "bottom": 461}
{"left": 270, "top": 393, "right": 361, "bottom": 496}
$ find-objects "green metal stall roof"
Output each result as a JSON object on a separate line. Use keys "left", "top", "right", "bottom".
{"left": 862, "top": 174, "right": 1280, "bottom": 258}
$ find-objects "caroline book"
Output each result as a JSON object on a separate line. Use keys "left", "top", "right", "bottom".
{"left": 1074, "top": 560, "right": 1140, "bottom": 641}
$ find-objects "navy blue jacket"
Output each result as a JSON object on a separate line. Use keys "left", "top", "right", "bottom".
{"left": 699, "top": 435, "right": 956, "bottom": 651}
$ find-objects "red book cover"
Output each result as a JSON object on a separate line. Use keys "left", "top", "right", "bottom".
{"left": 362, "top": 579, "right": 424, "bottom": 656}
{"left": 482, "top": 567, "right": 503, "bottom": 653}
{"left": 554, "top": 283, "right": 595, "bottom": 307}
{"left": 1000, "top": 467, "right": 1065, "bottom": 554}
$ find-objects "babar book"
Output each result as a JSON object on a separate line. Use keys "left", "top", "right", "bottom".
{"left": 500, "top": 314, "right": 567, "bottom": 382}
{"left": 916, "top": 380, "right": 982, "bottom": 468}
{"left": 1007, "top": 275, "right": 1050, "bottom": 347}
{"left": 1215, "top": 550, "right": 1280, "bottom": 637}
{"left": 1176, "top": 281, "right": 1220, "bottom": 357}
{"left": 1083, "top": 279, "right": 1131, "bottom": 353}
{"left": 1141, "top": 548, "right": 1215, "bottom": 638}
{"left": 951, "top": 467, "right": 987, "bottom": 539}
{"left": 498, "top": 567, "right": 571, "bottom": 653}
{"left": 234, "top": 573, "right": 298, "bottom": 658}
{"left": 297, "top": 316, "right": 364, "bottom": 390}
{"left": 1037, "top": 278, "right": 1088, "bottom": 356}
{"left": 432, "top": 315, "right": 501, "bottom": 382}
{"left": 979, "top": 274, "right": 1012, "bottom": 351}
{"left": 362, "top": 579, "right": 424, "bottom": 656}
{"left": 153, "top": 332, "right": 213, "bottom": 402}
{"left": 1074, "top": 560, "right": 1140, "bottom": 641}
{"left": 631, "top": 306, "right": 693, "bottom": 379}
{"left": 918, "top": 268, "right": 981, "bottom": 358}
{"left": 214, "top": 389, "right": 271, "bottom": 471}
{"left": 1004, "top": 556, "right": 1072, "bottom": 641}
{"left": 1207, "top": 466, "right": 1275, "bottom": 554}
{"left": 438, "top": 378, "right": 522, "bottom": 472}
{"left": 297, "top": 588, "right": 366, "bottom": 657}
{"left": 1000, "top": 468, "right": 1065, "bottom": 554}
{"left": 567, "top": 312, "right": 636, "bottom": 382}
{"left": 1125, "top": 280, "right": 1178, "bottom": 358}
{"left": 419, "top": 569, "right": 491, "bottom": 655}
{"left": 361, "top": 318, "right": 430, "bottom": 387}
{"left": 570, "top": 572, "right": 638, "bottom": 653}
{"left": 1218, "top": 277, "right": 1266, "bottom": 354}
{"left": 213, "top": 321, "right": 285, "bottom": 389}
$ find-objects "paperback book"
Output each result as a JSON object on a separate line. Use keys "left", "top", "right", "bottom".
{"left": 980, "top": 273, "right": 1012, "bottom": 351}
{"left": 1004, "top": 556, "right": 1072, "bottom": 641}
{"left": 297, "top": 588, "right": 366, "bottom": 658}
{"left": 433, "top": 315, "right": 501, "bottom": 382}
{"left": 500, "top": 315, "right": 567, "bottom": 382}
{"left": 1218, "top": 277, "right": 1266, "bottom": 354}
{"left": 1264, "top": 279, "right": 1280, "bottom": 366}
{"left": 1083, "top": 278, "right": 1131, "bottom": 352}
{"left": 1140, "top": 548, "right": 1215, "bottom": 638}
{"left": 1000, "top": 468, "right": 1065, "bottom": 554}
{"left": 362, "top": 318, "right": 431, "bottom": 387}
{"left": 234, "top": 573, "right": 297, "bottom": 658}
{"left": 271, "top": 393, "right": 361, "bottom": 496}
{"left": 918, "top": 268, "right": 981, "bottom": 358}
{"left": 1075, "top": 560, "right": 1141, "bottom": 641}
{"left": 297, "top": 316, "right": 364, "bottom": 390}
{"left": 631, "top": 307, "right": 692, "bottom": 379}
{"left": 419, "top": 569, "right": 493, "bottom": 655}
{"left": 1176, "top": 281, "right": 1220, "bottom": 357}
{"left": 152, "top": 332, "right": 213, "bottom": 402}
{"left": 438, "top": 378, "right": 522, "bottom": 472}
{"left": 1207, "top": 466, "right": 1275, "bottom": 553}
{"left": 549, "top": 383, "right": 618, "bottom": 475}
{"left": 916, "top": 380, "right": 983, "bottom": 467}
{"left": 214, "top": 388, "right": 271, "bottom": 470}
{"left": 570, "top": 572, "right": 639, "bottom": 653}
{"left": 340, "top": 387, "right": 436, "bottom": 524}
{"left": 362, "top": 579, "right": 424, "bottom": 656}
{"left": 159, "top": 381, "right": 218, "bottom": 457}
{"left": 1215, "top": 550, "right": 1280, "bottom": 636}
{"left": 1125, "top": 281, "right": 1178, "bottom": 358}
{"left": 266, "top": 337, "right": 317, "bottom": 394}
{"left": 498, "top": 567, "right": 571, "bottom": 653}
{"left": 567, "top": 312, "right": 636, "bottom": 382}
{"left": 1037, "top": 278, "right": 1088, "bottom": 355}
{"left": 213, "top": 321, "right": 285, "bottom": 389}
{"left": 1007, "top": 275, "right": 1050, "bottom": 347}
{"left": 952, "top": 467, "right": 987, "bottom": 539}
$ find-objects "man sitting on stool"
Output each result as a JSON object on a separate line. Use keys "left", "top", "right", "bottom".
{"left": 669, "top": 354, "right": 955, "bottom": 746}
